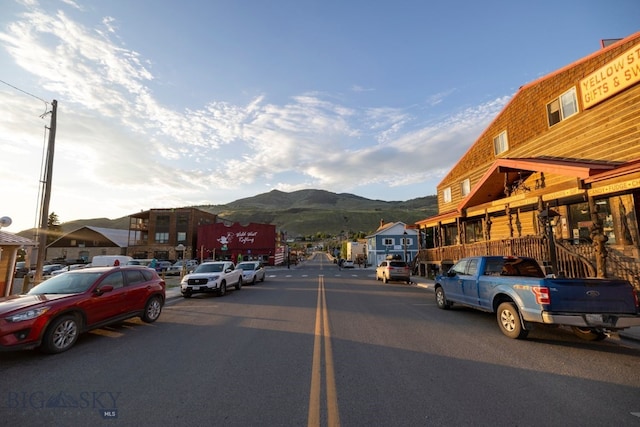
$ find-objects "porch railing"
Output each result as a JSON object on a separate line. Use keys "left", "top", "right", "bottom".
{"left": 417, "top": 236, "right": 639, "bottom": 290}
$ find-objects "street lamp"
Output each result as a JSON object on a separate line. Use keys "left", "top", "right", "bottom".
{"left": 403, "top": 231, "right": 408, "bottom": 262}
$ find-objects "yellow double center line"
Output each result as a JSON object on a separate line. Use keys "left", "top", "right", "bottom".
{"left": 308, "top": 275, "right": 340, "bottom": 427}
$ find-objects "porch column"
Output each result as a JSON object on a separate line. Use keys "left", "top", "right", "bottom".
{"left": 588, "top": 196, "right": 608, "bottom": 278}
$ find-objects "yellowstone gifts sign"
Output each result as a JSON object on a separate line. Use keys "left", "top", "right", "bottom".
{"left": 197, "top": 222, "right": 276, "bottom": 263}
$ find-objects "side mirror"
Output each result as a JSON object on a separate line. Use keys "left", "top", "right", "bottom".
{"left": 447, "top": 270, "right": 457, "bottom": 277}
{"left": 95, "top": 285, "right": 114, "bottom": 295}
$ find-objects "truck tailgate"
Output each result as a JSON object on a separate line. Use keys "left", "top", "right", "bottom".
{"left": 545, "top": 278, "right": 638, "bottom": 314}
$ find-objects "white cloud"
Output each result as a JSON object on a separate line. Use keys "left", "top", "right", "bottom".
{"left": 0, "top": 3, "right": 509, "bottom": 232}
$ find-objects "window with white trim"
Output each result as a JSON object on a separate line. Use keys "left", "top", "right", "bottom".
{"left": 401, "top": 237, "right": 413, "bottom": 246}
{"left": 461, "top": 179, "right": 471, "bottom": 197}
{"left": 383, "top": 238, "right": 394, "bottom": 246}
{"left": 493, "top": 131, "right": 508, "bottom": 155}
{"left": 443, "top": 187, "right": 452, "bottom": 203}
{"left": 547, "top": 87, "right": 578, "bottom": 126}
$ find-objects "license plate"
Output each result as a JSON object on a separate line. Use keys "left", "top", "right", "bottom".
{"left": 585, "top": 314, "right": 603, "bottom": 324}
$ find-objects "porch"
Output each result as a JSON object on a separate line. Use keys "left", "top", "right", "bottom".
{"left": 415, "top": 236, "right": 640, "bottom": 290}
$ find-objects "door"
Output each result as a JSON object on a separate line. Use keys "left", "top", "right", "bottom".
{"left": 84, "top": 271, "right": 127, "bottom": 325}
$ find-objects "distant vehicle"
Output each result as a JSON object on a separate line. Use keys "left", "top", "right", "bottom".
{"left": 237, "top": 261, "right": 266, "bottom": 285}
{"left": 14, "top": 261, "right": 29, "bottom": 278}
{"left": 50, "top": 264, "right": 86, "bottom": 277}
{"left": 155, "top": 261, "right": 173, "bottom": 273}
{"left": 165, "top": 260, "right": 198, "bottom": 276}
{"left": 342, "top": 260, "right": 355, "bottom": 269}
{"left": 0, "top": 265, "right": 165, "bottom": 353}
{"left": 91, "top": 255, "right": 133, "bottom": 267}
{"left": 41, "top": 264, "right": 66, "bottom": 278}
{"left": 180, "top": 261, "right": 242, "bottom": 298}
{"left": 376, "top": 259, "right": 410, "bottom": 284}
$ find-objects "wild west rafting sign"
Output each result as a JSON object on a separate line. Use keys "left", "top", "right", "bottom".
{"left": 581, "top": 43, "right": 640, "bottom": 109}
{"left": 198, "top": 222, "right": 276, "bottom": 261}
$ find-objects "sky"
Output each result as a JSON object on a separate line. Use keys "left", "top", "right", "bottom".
{"left": 0, "top": 0, "right": 639, "bottom": 233}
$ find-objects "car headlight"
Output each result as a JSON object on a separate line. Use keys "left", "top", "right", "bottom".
{"left": 6, "top": 307, "right": 50, "bottom": 323}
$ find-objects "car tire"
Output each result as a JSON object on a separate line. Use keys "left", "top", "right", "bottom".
{"left": 40, "top": 315, "right": 80, "bottom": 354}
{"left": 571, "top": 327, "right": 608, "bottom": 341}
{"left": 497, "top": 302, "right": 529, "bottom": 339}
{"left": 142, "top": 296, "right": 163, "bottom": 323}
{"left": 251, "top": 276, "right": 257, "bottom": 286}
{"left": 182, "top": 293, "right": 192, "bottom": 298}
{"left": 261, "top": 274, "right": 265, "bottom": 282}
{"left": 218, "top": 282, "right": 227, "bottom": 297}
{"left": 435, "top": 286, "right": 451, "bottom": 310}
{"left": 235, "top": 277, "right": 242, "bottom": 291}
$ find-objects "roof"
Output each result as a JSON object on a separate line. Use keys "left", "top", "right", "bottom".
{"left": 0, "top": 230, "right": 37, "bottom": 246}
{"left": 366, "top": 222, "right": 416, "bottom": 238}
{"left": 458, "top": 157, "right": 618, "bottom": 210}
{"left": 48, "top": 226, "right": 129, "bottom": 248}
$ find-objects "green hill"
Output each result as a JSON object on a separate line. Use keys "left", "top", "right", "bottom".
{"left": 18, "top": 189, "right": 438, "bottom": 239}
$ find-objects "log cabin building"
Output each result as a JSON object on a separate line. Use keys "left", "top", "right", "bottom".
{"left": 414, "top": 32, "right": 640, "bottom": 290}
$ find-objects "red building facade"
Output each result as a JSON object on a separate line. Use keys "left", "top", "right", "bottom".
{"left": 197, "top": 222, "right": 277, "bottom": 264}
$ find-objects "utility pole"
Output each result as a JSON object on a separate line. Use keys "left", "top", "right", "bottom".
{"left": 34, "top": 100, "right": 57, "bottom": 284}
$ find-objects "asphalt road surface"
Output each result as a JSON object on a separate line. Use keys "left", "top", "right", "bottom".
{"left": 1, "top": 253, "right": 640, "bottom": 426}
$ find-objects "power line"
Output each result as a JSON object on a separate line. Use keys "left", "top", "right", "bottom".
{"left": 0, "top": 78, "right": 49, "bottom": 114}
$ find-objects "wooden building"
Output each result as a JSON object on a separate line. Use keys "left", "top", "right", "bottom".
{"left": 414, "top": 32, "right": 640, "bottom": 289}
{"left": 46, "top": 226, "right": 129, "bottom": 262}
{"left": 0, "top": 231, "right": 36, "bottom": 297}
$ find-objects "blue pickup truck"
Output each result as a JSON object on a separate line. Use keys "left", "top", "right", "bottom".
{"left": 434, "top": 256, "right": 640, "bottom": 340}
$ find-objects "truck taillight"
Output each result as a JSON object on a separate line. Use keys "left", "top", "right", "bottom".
{"left": 532, "top": 286, "right": 550, "bottom": 304}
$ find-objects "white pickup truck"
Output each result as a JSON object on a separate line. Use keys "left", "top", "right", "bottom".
{"left": 180, "top": 261, "right": 242, "bottom": 298}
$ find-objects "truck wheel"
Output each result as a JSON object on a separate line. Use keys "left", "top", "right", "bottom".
{"left": 435, "top": 287, "right": 451, "bottom": 310}
{"left": 235, "top": 277, "right": 242, "bottom": 290}
{"left": 571, "top": 327, "right": 607, "bottom": 341}
{"left": 218, "top": 282, "right": 227, "bottom": 297}
{"left": 497, "top": 302, "right": 528, "bottom": 339}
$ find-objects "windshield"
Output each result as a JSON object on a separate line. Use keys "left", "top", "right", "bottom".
{"left": 27, "top": 271, "right": 103, "bottom": 294}
{"left": 237, "top": 263, "right": 257, "bottom": 270}
{"left": 194, "top": 263, "right": 223, "bottom": 273}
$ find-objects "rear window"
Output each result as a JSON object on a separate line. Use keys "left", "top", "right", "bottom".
{"left": 389, "top": 261, "right": 407, "bottom": 267}
{"left": 483, "top": 258, "right": 544, "bottom": 278}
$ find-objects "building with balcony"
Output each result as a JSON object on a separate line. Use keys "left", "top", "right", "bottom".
{"left": 414, "top": 32, "right": 640, "bottom": 289}
{"left": 127, "top": 208, "right": 217, "bottom": 261}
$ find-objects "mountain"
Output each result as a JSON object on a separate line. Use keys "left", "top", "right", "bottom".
{"left": 17, "top": 189, "right": 438, "bottom": 238}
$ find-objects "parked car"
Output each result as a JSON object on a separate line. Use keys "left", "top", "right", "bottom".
{"left": 237, "top": 261, "right": 266, "bottom": 285}
{"left": 376, "top": 259, "right": 410, "bottom": 284}
{"left": 165, "top": 260, "right": 198, "bottom": 276}
{"left": 50, "top": 264, "right": 86, "bottom": 277}
{"left": 180, "top": 261, "right": 242, "bottom": 297}
{"left": 0, "top": 265, "right": 165, "bottom": 353}
{"left": 155, "top": 261, "right": 173, "bottom": 273}
{"left": 342, "top": 260, "right": 355, "bottom": 269}
{"left": 14, "top": 261, "right": 29, "bottom": 278}
{"left": 41, "top": 264, "right": 65, "bottom": 278}
{"left": 434, "top": 256, "right": 640, "bottom": 340}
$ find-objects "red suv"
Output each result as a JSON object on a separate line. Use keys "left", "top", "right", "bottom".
{"left": 0, "top": 266, "right": 165, "bottom": 354}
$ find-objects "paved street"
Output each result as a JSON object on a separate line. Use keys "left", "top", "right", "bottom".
{"left": 2, "top": 253, "right": 640, "bottom": 426}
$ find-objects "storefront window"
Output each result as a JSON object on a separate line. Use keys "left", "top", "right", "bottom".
{"left": 464, "top": 220, "right": 484, "bottom": 243}
{"left": 568, "top": 199, "right": 616, "bottom": 244}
